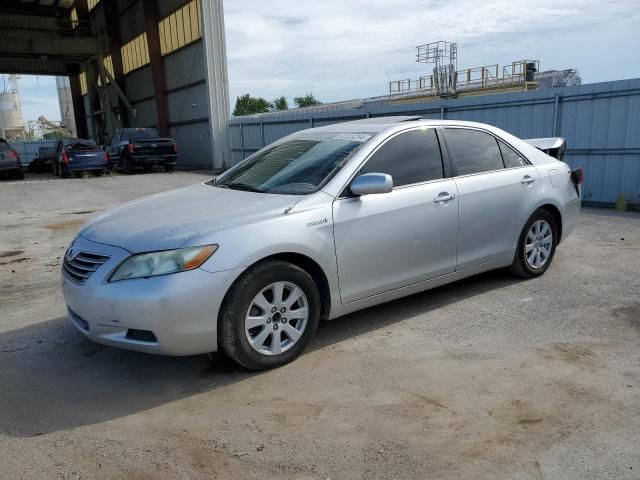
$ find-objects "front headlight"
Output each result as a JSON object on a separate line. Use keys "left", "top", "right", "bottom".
{"left": 109, "top": 245, "right": 218, "bottom": 282}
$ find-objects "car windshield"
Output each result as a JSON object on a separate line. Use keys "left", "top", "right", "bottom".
{"left": 215, "top": 132, "right": 373, "bottom": 195}
{"left": 126, "top": 128, "right": 159, "bottom": 140}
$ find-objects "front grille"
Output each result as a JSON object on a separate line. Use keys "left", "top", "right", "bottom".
{"left": 62, "top": 250, "right": 110, "bottom": 284}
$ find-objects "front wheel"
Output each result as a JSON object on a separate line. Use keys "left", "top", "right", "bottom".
{"left": 509, "top": 209, "right": 558, "bottom": 278}
{"left": 219, "top": 260, "right": 321, "bottom": 370}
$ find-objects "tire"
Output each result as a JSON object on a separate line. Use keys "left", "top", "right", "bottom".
{"left": 509, "top": 208, "right": 558, "bottom": 278}
{"left": 60, "top": 165, "right": 70, "bottom": 179}
{"left": 14, "top": 170, "right": 24, "bottom": 180}
{"left": 123, "top": 154, "right": 134, "bottom": 175}
{"left": 219, "top": 260, "right": 321, "bottom": 370}
{"left": 164, "top": 164, "right": 175, "bottom": 172}
{"left": 53, "top": 161, "right": 59, "bottom": 177}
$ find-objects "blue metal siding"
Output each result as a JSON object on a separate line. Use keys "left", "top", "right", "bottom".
{"left": 10, "top": 140, "right": 57, "bottom": 166}
{"left": 229, "top": 78, "right": 640, "bottom": 205}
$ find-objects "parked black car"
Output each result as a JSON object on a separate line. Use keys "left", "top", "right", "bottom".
{"left": 0, "top": 138, "right": 24, "bottom": 180}
{"left": 107, "top": 128, "right": 177, "bottom": 174}
{"left": 52, "top": 139, "right": 108, "bottom": 178}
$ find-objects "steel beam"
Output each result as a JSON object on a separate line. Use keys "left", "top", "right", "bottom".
{"left": 201, "top": 0, "right": 231, "bottom": 170}
{"left": 142, "top": 0, "right": 169, "bottom": 136}
{"left": 0, "top": 36, "right": 97, "bottom": 59}
{"left": 102, "top": 0, "right": 129, "bottom": 128}
{"left": 70, "top": 74, "right": 89, "bottom": 138}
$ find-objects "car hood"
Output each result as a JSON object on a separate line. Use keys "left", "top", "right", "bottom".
{"left": 79, "top": 182, "right": 302, "bottom": 253}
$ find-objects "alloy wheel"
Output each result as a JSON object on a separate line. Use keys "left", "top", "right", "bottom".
{"left": 244, "top": 281, "right": 309, "bottom": 355}
{"left": 525, "top": 219, "right": 553, "bottom": 269}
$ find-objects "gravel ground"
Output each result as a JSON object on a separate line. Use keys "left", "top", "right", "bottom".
{"left": 0, "top": 172, "right": 639, "bottom": 479}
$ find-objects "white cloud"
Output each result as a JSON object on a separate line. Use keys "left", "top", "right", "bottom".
{"left": 224, "top": 0, "right": 640, "bottom": 105}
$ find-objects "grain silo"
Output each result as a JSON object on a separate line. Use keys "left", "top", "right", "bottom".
{"left": 0, "top": 74, "right": 26, "bottom": 140}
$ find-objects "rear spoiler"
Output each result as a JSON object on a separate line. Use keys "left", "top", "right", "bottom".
{"left": 523, "top": 137, "right": 566, "bottom": 161}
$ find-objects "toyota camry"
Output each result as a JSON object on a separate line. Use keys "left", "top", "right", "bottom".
{"left": 62, "top": 117, "right": 582, "bottom": 369}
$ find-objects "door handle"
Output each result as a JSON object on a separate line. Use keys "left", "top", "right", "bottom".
{"left": 521, "top": 176, "right": 536, "bottom": 185}
{"left": 434, "top": 193, "right": 455, "bottom": 203}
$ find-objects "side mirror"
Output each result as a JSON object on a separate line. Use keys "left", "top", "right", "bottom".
{"left": 350, "top": 173, "right": 393, "bottom": 196}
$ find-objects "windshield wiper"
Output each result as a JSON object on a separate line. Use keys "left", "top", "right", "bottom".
{"left": 224, "top": 182, "right": 267, "bottom": 193}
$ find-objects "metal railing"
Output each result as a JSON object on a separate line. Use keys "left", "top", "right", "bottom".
{"left": 389, "top": 60, "right": 539, "bottom": 98}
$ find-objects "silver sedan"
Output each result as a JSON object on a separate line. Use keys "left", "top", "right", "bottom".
{"left": 61, "top": 117, "right": 582, "bottom": 369}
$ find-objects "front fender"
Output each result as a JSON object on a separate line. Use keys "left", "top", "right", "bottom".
{"left": 195, "top": 201, "right": 341, "bottom": 316}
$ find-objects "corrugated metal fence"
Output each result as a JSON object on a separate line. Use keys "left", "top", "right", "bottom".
{"left": 229, "top": 78, "right": 640, "bottom": 206}
{"left": 10, "top": 140, "right": 57, "bottom": 166}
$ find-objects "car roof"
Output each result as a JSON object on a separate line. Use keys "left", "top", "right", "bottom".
{"left": 301, "top": 117, "right": 506, "bottom": 134}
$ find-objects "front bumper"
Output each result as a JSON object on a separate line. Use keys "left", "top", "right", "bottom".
{"left": 61, "top": 235, "right": 244, "bottom": 356}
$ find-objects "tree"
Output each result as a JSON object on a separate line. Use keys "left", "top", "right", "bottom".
{"left": 294, "top": 93, "right": 322, "bottom": 108}
{"left": 272, "top": 96, "right": 288, "bottom": 111}
{"left": 233, "top": 94, "right": 272, "bottom": 116}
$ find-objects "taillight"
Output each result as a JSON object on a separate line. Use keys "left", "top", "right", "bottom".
{"left": 8, "top": 149, "right": 17, "bottom": 160}
{"left": 103, "top": 151, "right": 109, "bottom": 162}
{"left": 61, "top": 151, "right": 69, "bottom": 164}
{"left": 570, "top": 167, "right": 584, "bottom": 185}
{"left": 128, "top": 143, "right": 134, "bottom": 154}
{"left": 173, "top": 142, "right": 177, "bottom": 153}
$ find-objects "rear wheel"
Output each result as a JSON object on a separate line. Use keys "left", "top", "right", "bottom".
{"left": 219, "top": 260, "right": 321, "bottom": 370}
{"left": 509, "top": 209, "right": 557, "bottom": 278}
{"left": 164, "top": 164, "right": 175, "bottom": 172}
{"left": 14, "top": 170, "right": 24, "bottom": 180}
{"left": 122, "top": 154, "right": 134, "bottom": 175}
{"left": 60, "top": 164, "right": 70, "bottom": 178}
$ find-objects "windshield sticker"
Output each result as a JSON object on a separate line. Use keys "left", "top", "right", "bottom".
{"left": 333, "top": 133, "right": 372, "bottom": 142}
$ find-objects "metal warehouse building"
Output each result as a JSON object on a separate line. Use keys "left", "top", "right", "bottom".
{"left": 0, "top": 0, "right": 230, "bottom": 169}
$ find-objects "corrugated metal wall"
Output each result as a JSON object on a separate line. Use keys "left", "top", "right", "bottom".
{"left": 229, "top": 78, "right": 640, "bottom": 206}
{"left": 10, "top": 140, "right": 57, "bottom": 166}
{"left": 164, "top": 39, "right": 211, "bottom": 169}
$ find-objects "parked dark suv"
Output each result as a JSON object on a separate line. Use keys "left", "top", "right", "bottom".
{"left": 107, "top": 128, "right": 177, "bottom": 174}
{"left": 0, "top": 138, "right": 24, "bottom": 180}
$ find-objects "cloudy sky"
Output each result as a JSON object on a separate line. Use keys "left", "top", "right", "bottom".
{"left": 224, "top": 0, "right": 640, "bottom": 105}
{"left": 13, "top": 0, "right": 640, "bottom": 123}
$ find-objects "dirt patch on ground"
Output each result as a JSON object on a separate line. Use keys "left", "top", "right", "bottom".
{"left": 44, "top": 218, "right": 87, "bottom": 231}
{"left": 0, "top": 250, "right": 24, "bottom": 258}
{"left": 0, "top": 257, "right": 29, "bottom": 266}
{"left": 612, "top": 303, "right": 640, "bottom": 329}
{"left": 63, "top": 210, "right": 96, "bottom": 215}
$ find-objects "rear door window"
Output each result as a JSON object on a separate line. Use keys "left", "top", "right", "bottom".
{"left": 498, "top": 140, "right": 528, "bottom": 168}
{"left": 444, "top": 128, "right": 504, "bottom": 176}
{"left": 359, "top": 128, "right": 444, "bottom": 187}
